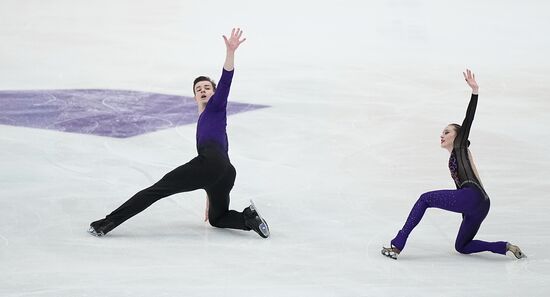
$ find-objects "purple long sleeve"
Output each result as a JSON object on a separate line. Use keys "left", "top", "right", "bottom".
{"left": 196, "top": 68, "right": 234, "bottom": 155}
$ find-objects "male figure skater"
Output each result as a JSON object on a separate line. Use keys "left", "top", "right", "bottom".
{"left": 88, "top": 28, "right": 269, "bottom": 238}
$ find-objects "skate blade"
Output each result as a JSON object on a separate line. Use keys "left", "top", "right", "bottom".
{"left": 250, "top": 199, "right": 270, "bottom": 238}
{"left": 507, "top": 250, "right": 527, "bottom": 259}
{"left": 87, "top": 226, "right": 105, "bottom": 237}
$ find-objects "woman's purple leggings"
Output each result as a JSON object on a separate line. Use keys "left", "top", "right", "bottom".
{"left": 391, "top": 186, "right": 507, "bottom": 254}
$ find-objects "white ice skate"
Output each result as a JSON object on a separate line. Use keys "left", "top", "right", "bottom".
{"left": 381, "top": 245, "right": 400, "bottom": 260}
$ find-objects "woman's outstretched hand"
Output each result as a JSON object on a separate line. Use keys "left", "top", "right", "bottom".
{"left": 463, "top": 69, "right": 479, "bottom": 94}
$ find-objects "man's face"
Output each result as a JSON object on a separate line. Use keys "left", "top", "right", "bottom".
{"left": 194, "top": 81, "right": 215, "bottom": 105}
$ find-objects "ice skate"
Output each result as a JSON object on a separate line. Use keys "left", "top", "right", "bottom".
{"left": 506, "top": 243, "right": 527, "bottom": 259}
{"left": 87, "top": 225, "right": 104, "bottom": 237}
{"left": 381, "top": 245, "right": 400, "bottom": 260}
{"left": 243, "top": 200, "right": 270, "bottom": 238}
{"left": 88, "top": 219, "right": 116, "bottom": 237}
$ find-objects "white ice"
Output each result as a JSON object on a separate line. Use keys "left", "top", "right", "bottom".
{"left": 1, "top": 0, "right": 550, "bottom": 296}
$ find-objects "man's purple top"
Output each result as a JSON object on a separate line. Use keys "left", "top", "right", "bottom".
{"left": 196, "top": 68, "right": 234, "bottom": 155}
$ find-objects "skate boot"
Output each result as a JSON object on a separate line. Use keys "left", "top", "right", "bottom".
{"left": 243, "top": 200, "right": 270, "bottom": 238}
{"left": 506, "top": 243, "right": 527, "bottom": 259}
{"left": 88, "top": 218, "right": 117, "bottom": 237}
{"left": 381, "top": 244, "right": 400, "bottom": 260}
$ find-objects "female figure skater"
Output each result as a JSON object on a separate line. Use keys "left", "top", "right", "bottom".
{"left": 88, "top": 28, "right": 269, "bottom": 238}
{"left": 382, "top": 69, "right": 524, "bottom": 259}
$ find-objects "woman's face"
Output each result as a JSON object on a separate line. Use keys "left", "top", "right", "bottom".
{"left": 440, "top": 125, "right": 457, "bottom": 149}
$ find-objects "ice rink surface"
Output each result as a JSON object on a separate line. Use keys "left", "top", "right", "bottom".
{"left": 1, "top": 1, "right": 549, "bottom": 296}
